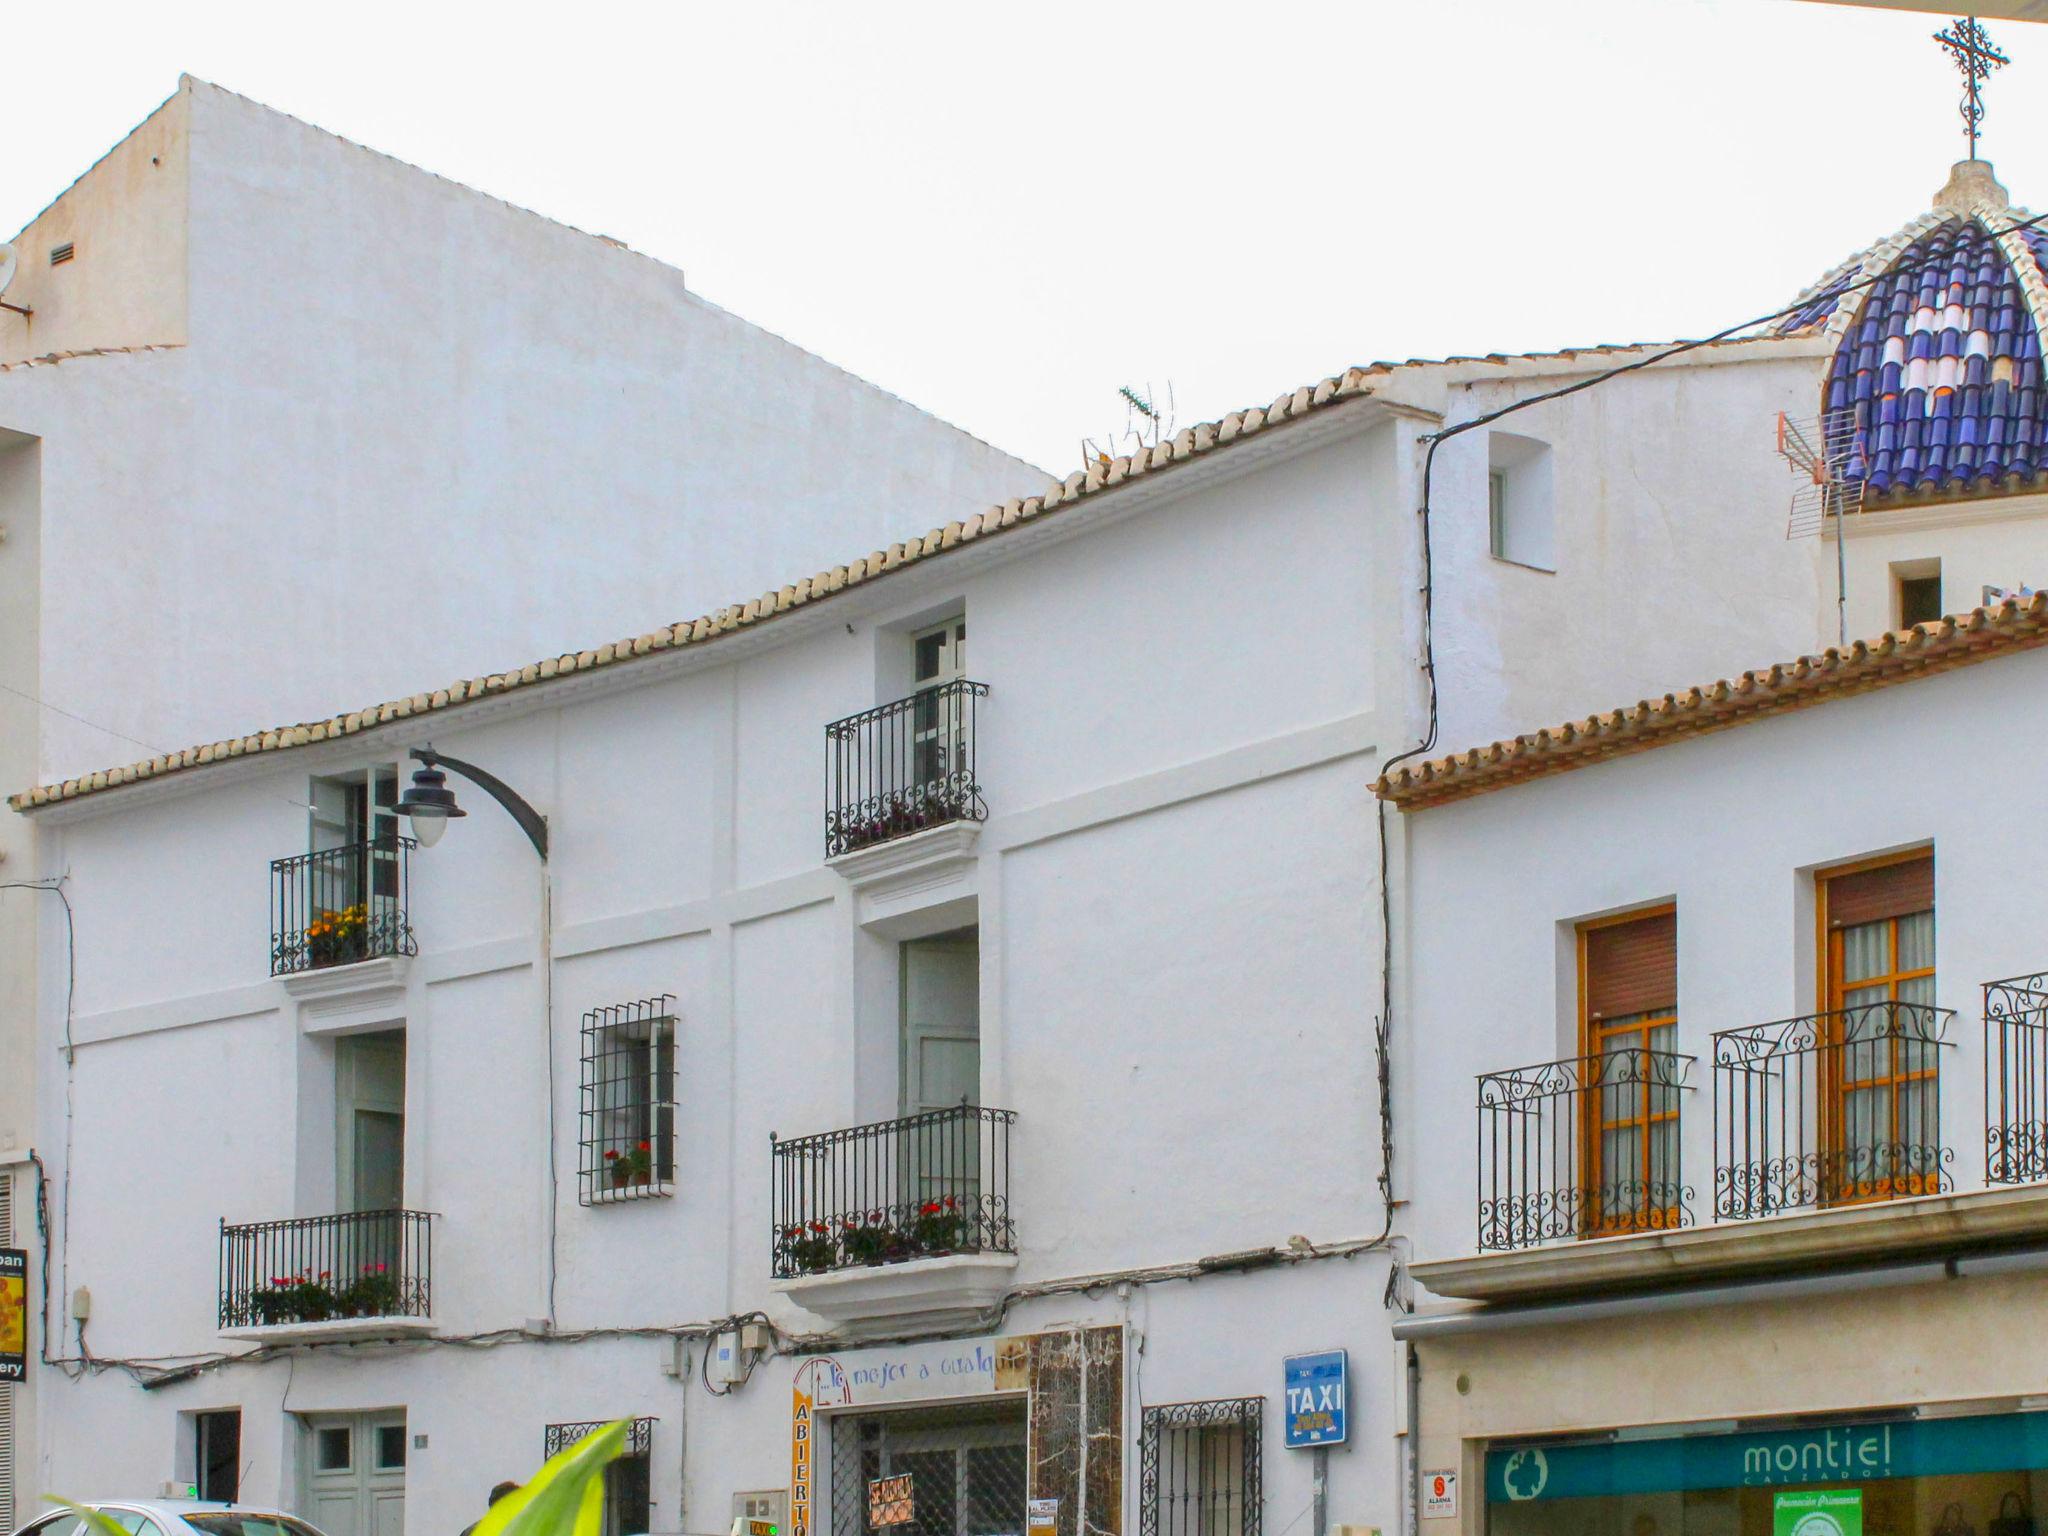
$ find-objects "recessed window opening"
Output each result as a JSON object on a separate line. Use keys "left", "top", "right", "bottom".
{"left": 1487, "top": 430, "right": 1555, "bottom": 571}
{"left": 579, "top": 997, "right": 678, "bottom": 1204}
{"left": 1892, "top": 559, "right": 1943, "bottom": 629}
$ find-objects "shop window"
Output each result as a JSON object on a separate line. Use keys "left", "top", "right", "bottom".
{"left": 1579, "top": 908, "right": 1682, "bottom": 1236}
{"left": 545, "top": 1420, "right": 655, "bottom": 1536}
{"left": 1140, "top": 1399, "right": 1263, "bottom": 1536}
{"left": 578, "top": 996, "right": 677, "bottom": 1205}
{"left": 1819, "top": 851, "right": 1939, "bottom": 1204}
{"left": 828, "top": 1400, "right": 1027, "bottom": 1536}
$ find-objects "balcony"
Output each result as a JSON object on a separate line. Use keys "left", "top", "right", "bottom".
{"left": 825, "top": 680, "right": 989, "bottom": 860}
{"left": 768, "top": 1104, "right": 1016, "bottom": 1334}
{"left": 1986, "top": 974, "right": 2048, "bottom": 1185}
{"left": 218, "top": 1209, "right": 434, "bottom": 1341}
{"left": 1477, "top": 1048, "right": 1696, "bottom": 1252}
{"left": 1713, "top": 1000, "right": 1953, "bottom": 1218}
{"left": 270, "top": 836, "right": 417, "bottom": 978}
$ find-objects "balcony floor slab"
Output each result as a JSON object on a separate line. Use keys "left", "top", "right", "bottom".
{"left": 771, "top": 1251, "right": 1017, "bottom": 1339}
{"left": 1415, "top": 1183, "right": 2048, "bottom": 1304}
{"left": 219, "top": 1314, "right": 436, "bottom": 1344}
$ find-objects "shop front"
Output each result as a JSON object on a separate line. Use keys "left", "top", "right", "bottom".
{"left": 1485, "top": 1409, "right": 2048, "bottom": 1536}
{"left": 1403, "top": 1251, "right": 2048, "bottom": 1536}
{"left": 790, "top": 1327, "right": 1124, "bottom": 1536}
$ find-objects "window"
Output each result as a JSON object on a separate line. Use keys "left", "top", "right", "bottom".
{"left": 912, "top": 617, "right": 968, "bottom": 788}
{"left": 1579, "top": 907, "right": 1681, "bottom": 1236}
{"left": 196, "top": 1409, "right": 242, "bottom": 1503}
{"left": 578, "top": 997, "right": 678, "bottom": 1204}
{"left": 315, "top": 1425, "right": 353, "bottom": 1473}
{"left": 545, "top": 1421, "right": 655, "bottom": 1536}
{"left": 1487, "top": 432, "right": 1555, "bottom": 571}
{"left": 1893, "top": 560, "right": 1942, "bottom": 628}
{"left": 1819, "top": 852, "right": 1939, "bottom": 1203}
{"left": 1140, "top": 1400, "right": 1262, "bottom": 1536}
{"left": 375, "top": 1423, "right": 407, "bottom": 1471}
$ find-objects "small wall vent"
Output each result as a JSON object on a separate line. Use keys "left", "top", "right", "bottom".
{"left": 49, "top": 243, "right": 75, "bottom": 266}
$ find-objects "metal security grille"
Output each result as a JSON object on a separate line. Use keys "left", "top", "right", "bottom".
{"left": 0, "top": 1169, "right": 14, "bottom": 1533}
{"left": 579, "top": 997, "right": 677, "bottom": 1205}
{"left": 545, "top": 1421, "right": 655, "bottom": 1536}
{"left": 1140, "top": 1400, "right": 1263, "bottom": 1536}
{"left": 828, "top": 1400, "right": 1028, "bottom": 1536}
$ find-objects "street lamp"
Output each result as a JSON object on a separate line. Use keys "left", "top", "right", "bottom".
{"left": 394, "top": 746, "right": 548, "bottom": 861}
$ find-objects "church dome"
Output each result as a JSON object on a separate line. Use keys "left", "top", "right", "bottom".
{"left": 1778, "top": 160, "right": 2048, "bottom": 503}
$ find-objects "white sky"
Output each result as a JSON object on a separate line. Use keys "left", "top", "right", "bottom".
{"left": 6, "top": 0, "right": 2043, "bottom": 475}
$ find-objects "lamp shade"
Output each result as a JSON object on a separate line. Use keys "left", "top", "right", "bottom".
{"left": 396, "top": 761, "right": 465, "bottom": 847}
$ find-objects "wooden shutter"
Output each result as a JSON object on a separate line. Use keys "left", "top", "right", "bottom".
{"left": 1584, "top": 911, "right": 1677, "bottom": 1020}
{"left": 1825, "top": 855, "right": 1934, "bottom": 929}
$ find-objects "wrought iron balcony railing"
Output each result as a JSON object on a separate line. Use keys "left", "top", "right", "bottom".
{"left": 825, "top": 679, "right": 988, "bottom": 858}
{"left": 218, "top": 1209, "right": 433, "bottom": 1328}
{"left": 1986, "top": 973, "right": 2048, "bottom": 1185}
{"left": 1713, "top": 1000, "right": 1954, "bottom": 1219}
{"left": 770, "top": 1104, "right": 1016, "bottom": 1277}
{"left": 1476, "top": 1049, "right": 1696, "bottom": 1252}
{"left": 270, "top": 836, "right": 417, "bottom": 977}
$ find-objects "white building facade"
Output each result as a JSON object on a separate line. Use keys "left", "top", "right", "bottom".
{"left": 1382, "top": 600, "right": 2048, "bottom": 1536}
{"left": 0, "top": 76, "right": 1041, "bottom": 1530}
{"left": 15, "top": 143, "right": 2048, "bottom": 1536}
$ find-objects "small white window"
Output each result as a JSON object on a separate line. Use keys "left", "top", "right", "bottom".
{"left": 1488, "top": 431, "right": 1555, "bottom": 572}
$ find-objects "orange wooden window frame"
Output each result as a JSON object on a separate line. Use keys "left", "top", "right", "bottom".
{"left": 1817, "top": 852, "right": 1937, "bottom": 1206}
{"left": 1578, "top": 905, "right": 1681, "bottom": 1237}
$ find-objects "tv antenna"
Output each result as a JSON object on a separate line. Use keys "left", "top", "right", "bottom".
{"left": 1777, "top": 408, "right": 1865, "bottom": 645}
{"left": 1081, "top": 382, "right": 1175, "bottom": 472}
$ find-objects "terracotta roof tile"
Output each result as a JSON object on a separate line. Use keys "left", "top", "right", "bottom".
{"left": 1374, "top": 594, "right": 2048, "bottom": 811}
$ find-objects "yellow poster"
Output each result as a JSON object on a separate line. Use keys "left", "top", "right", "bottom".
{"left": 0, "top": 1246, "right": 27, "bottom": 1381}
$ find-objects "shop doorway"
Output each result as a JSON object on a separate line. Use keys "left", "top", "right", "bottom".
{"left": 829, "top": 1400, "right": 1027, "bottom": 1536}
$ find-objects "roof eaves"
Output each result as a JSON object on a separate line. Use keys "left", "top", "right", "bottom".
{"left": 1374, "top": 593, "right": 2048, "bottom": 811}
{"left": 14, "top": 369, "right": 1390, "bottom": 815}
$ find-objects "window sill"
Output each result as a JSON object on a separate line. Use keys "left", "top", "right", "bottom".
{"left": 1413, "top": 1183, "right": 2048, "bottom": 1304}
{"left": 1488, "top": 553, "right": 1556, "bottom": 575}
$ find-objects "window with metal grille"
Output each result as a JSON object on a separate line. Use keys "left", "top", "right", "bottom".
{"left": 578, "top": 997, "right": 677, "bottom": 1205}
{"left": 544, "top": 1420, "right": 655, "bottom": 1536}
{"left": 1140, "top": 1399, "right": 1262, "bottom": 1536}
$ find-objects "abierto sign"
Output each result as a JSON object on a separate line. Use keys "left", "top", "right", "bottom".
{"left": 0, "top": 1247, "right": 26, "bottom": 1382}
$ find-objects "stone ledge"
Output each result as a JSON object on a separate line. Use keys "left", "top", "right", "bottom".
{"left": 219, "top": 1314, "right": 436, "bottom": 1345}
{"left": 1413, "top": 1184, "right": 2048, "bottom": 1303}
{"left": 826, "top": 821, "right": 982, "bottom": 887}
{"left": 770, "top": 1251, "right": 1018, "bottom": 1339}
{"left": 279, "top": 954, "right": 412, "bottom": 1002}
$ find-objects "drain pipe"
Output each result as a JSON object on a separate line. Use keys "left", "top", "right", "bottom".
{"left": 1404, "top": 1343, "right": 1421, "bottom": 1536}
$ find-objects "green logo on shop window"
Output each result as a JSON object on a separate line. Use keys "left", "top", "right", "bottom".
{"left": 1774, "top": 1490, "right": 1864, "bottom": 1536}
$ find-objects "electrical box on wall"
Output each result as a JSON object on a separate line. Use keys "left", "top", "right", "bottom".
{"left": 734, "top": 1491, "right": 789, "bottom": 1532}
{"left": 708, "top": 1330, "right": 748, "bottom": 1387}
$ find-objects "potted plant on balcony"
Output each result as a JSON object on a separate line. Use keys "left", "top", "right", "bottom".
{"left": 304, "top": 904, "right": 369, "bottom": 969}
{"left": 247, "top": 1270, "right": 338, "bottom": 1326}
{"left": 839, "top": 1210, "right": 911, "bottom": 1267}
{"left": 338, "top": 1261, "right": 401, "bottom": 1318}
{"left": 907, "top": 1196, "right": 969, "bottom": 1257}
{"left": 777, "top": 1221, "right": 838, "bottom": 1274}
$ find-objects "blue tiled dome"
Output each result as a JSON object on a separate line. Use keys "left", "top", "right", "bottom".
{"left": 1779, "top": 161, "right": 2048, "bottom": 503}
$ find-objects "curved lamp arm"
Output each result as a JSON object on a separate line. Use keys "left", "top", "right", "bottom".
{"left": 413, "top": 747, "right": 550, "bottom": 862}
